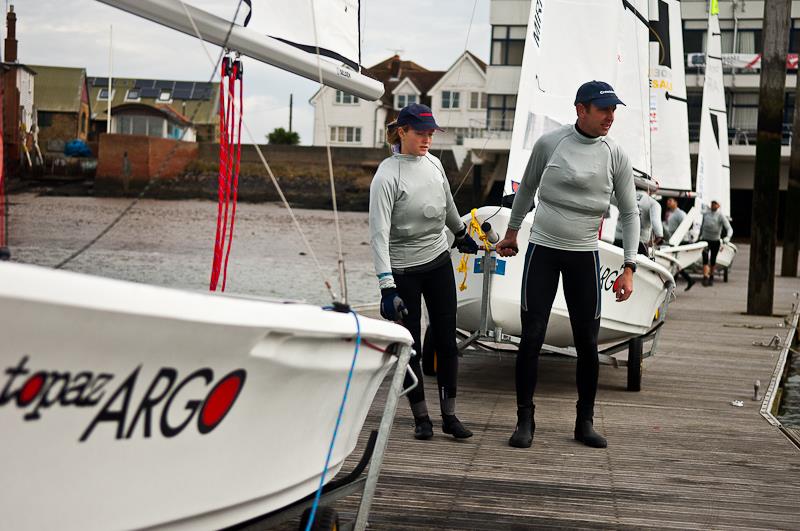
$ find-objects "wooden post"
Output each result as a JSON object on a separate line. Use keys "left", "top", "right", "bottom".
{"left": 747, "top": 0, "right": 792, "bottom": 315}
{"left": 781, "top": 70, "right": 800, "bottom": 277}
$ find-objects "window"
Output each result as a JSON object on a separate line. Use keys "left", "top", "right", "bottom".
{"left": 158, "top": 90, "right": 172, "bottom": 102}
{"left": 117, "top": 114, "right": 166, "bottom": 137}
{"left": 329, "top": 126, "right": 362, "bottom": 144}
{"left": 335, "top": 90, "right": 359, "bottom": 104}
{"left": 395, "top": 94, "right": 417, "bottom": 109}
{"left": 442, "top": 91, "right": 460, "bottom": 109}
{"left": 125, "top": 89, "right": 141, "bottom": 101}
{"left": 487, "top": 94, "right": 516, "bottom": 131}
{"left": 470, "top": 92, "right": 487, "bottom": 110}
{"left": 38, "top": 111, "right": 54, "bottom": 127}
{"left": 97, "top": 88, "right": 114, "bottom": 101}
{"left": 491, "top": 25, "right": 526, "bottom": 66}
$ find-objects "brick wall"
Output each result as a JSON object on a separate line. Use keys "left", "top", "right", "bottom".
{"left": 38, "top": 113, "right": 79, "bottom": 147}
{"left": 96, "top": 134, "right": 198, "bottom": 193}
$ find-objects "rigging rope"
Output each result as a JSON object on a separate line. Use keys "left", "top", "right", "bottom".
{"left": 210, "top": 55, "right": 243, "bottom": 292}
{"left": 456, "top": 208, "right": 490, "bottom": 291}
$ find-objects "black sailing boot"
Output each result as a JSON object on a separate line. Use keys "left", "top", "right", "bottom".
{"left": 442, "top": 414, "right": 473, "bottom": 439}
{"left": 413, "top": 415, "right": 433, "bottom": 440}
{"left": 508, "top": 405, "right": 535, "bottom": 448}
{"left": 574, "top": 416, "right": 607, "bottom": 448}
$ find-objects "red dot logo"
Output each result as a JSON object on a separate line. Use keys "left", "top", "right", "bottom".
{"left": 197, "top": 370, "right": 246, "bottom": 434}
{"left": 18, "top": 373, "right": 46, "bottom": 406}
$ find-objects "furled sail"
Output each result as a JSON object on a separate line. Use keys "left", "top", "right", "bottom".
{"left": 505, "top": 0, "right": 651, "bottom": 197}
{"left": 96, "top": 0, "right": 383, "bottom": 100}
{"left": 648, "top": 0, "right": 691, "bottom": 193}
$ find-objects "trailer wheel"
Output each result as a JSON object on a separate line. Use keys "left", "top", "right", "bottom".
{"left": 723, "top": 267, "right": 729, "bottom": 283}
{"left": 422, "top": 326, "right": 437, "bottom": 376}
{"left": 299, "top": 506, "right": 340, "bottom": 531}
{"left": 627, "top": 337, "right": 643, "bottom": 392}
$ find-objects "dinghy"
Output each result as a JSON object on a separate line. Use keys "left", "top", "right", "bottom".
{"left": 3, "top": 2, "right": 411, "bottom": 529}
{"left": 667, "top": 0, "right": 737, "bottom": 276}
{"left": 647, "top": 0, "right": 708, "bottom": 271}
{"left": 452, "top": 0, "right": 674, "bottom": 388}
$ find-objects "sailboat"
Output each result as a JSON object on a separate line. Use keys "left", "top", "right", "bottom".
{"left": 1, "top": 2, "right": 414, "bottom": 529}
{"left": 452, "top": 1, "right": 674, "bottom": 356}
{"left": 645, "top": 0, "right": 708, "bottom": 274}
{"left": 667, "top": 0, "right": 737, "bottom": 275}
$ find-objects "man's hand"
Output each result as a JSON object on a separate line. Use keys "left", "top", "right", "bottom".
{"left": 495, "top": 229, "right": 519, "bottom": 257}
{"left": 613, "top": 268, "right": 634, "bottom": 302}
{"left": 722, "top": 236, "right": 731, "bottom": 244}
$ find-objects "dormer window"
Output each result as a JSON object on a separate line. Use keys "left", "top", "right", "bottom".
{"left": 158, "top": 90, "right": 172, "bottom": 102}
{"left": 97, "top": 88, "right": 114, "bottom": 101}
{"left": 125, "top": 89, "right": 141, "bottom": 101}
{"left": 395, "top": 94, "right": 417, "bottom": 110}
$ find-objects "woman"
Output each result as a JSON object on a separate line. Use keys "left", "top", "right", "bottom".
{"left": 369, "top": 103, "right": 478, "bottom": 440}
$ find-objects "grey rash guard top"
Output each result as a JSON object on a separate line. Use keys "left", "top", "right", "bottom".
{"left": 664, "top": 207, "right": 686, "bottom": 241}
{"left": 369, "top": 153, "right": 465, "bottom": 289}
{"left": 615, "top": 191, "right": 662, "bottom": 244}
{"left": 699, "top": 209, "right": 733, "bottom": 241}
{"left": 509, "top": 124, "right": 640, "bottom": 263}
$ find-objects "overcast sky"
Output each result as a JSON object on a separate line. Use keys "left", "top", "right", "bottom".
{"left": 6, "top": 0, "right": 490, "bottom": 144}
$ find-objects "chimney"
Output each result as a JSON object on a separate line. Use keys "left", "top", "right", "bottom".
{"left": 389, "top": 55, "right": 401, "bottom": 81}
{"left": 5, "top": 5, "right": 18, "bottom": 63}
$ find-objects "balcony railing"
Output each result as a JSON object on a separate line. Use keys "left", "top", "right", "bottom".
{"left": 688, "top": 122, "right": 793, "bottom": 145}
{"left": 685, "top": 53, "right": 799, "bottom": 74}
{"left": 462, "top": 118, "right": 514, "bottom": 140}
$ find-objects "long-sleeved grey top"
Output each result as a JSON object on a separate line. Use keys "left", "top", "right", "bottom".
{"left": 616, "top": 191, "right": 663, "bottom": 244}
{"left": 369, "top": 153, "right": 465, "bottom": 289}
{"left": 699, "top": 208, "right": 733, "bottom": 241}
{"left": 508, "top": 124, "right": 640, "bottom": 263}
{"left": 664, "top": 207, "right": 686, "bottom": 242}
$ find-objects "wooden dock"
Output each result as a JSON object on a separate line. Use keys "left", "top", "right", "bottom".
{"left": 287, "top": 245, "right": 800, "bottom": 530}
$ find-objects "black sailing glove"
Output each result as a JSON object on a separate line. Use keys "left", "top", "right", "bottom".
{"left": 452, "top": 226, "right": 479, "bottom": 254}
{"left": 380, "top": 288, "right": 408, "bottom": 322}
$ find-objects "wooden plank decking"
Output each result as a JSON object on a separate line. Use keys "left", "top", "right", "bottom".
{"left": 279, "top": 244, "right": 800, "bottom": 530}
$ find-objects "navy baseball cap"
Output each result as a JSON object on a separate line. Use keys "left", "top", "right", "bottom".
{"left": 396, "top": 103, "right": 444, "bottom": 131}
{"left": 574, "top": 80, "right": 626, "bottom": 107}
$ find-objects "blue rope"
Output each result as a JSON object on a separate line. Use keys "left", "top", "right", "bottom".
{"left": 305, "top": 310, "right": 361, "bottom": 531}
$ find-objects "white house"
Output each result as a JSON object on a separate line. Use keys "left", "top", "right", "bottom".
{"left": 428, "top": 51, "right": 487, "bottom": 148}
{"left": 310, "top": 53, "right": 487, "bottom": 153}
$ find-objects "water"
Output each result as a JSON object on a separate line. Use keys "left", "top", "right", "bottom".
{"left": 7, "top": 193, "right": 377, "bottom": 306}
{"left": 777, "top": 352, "right": 800, "bottom": 428}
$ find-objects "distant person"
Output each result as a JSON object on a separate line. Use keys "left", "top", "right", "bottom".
{"left": 614, "top": 187, "right": 662, "bottom": 256}
{"left": 495, "top": 81, "right": 640, "bottom": 449}
{"left": 699, "top": 200, "right": 733, "bottom": 286}
{"left": 369, "top": 103, "right": 478, "bottom": 440}
{"left": 663, "top": 197, "right": 695, "bottom": 290}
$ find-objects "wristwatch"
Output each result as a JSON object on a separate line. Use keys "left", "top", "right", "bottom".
{"left": 623, "top": 262, "right": 637, "bottom": 273}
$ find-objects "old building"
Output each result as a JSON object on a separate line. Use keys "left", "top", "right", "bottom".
{"left": 2, "top": 5, "right": 37, "bottom": 170}
{"left": 30, "top": 65, "right": 91, "bottom": 146}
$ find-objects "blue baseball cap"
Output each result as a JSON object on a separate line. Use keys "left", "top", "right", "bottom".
{"left": 396, "top": 103, "right": 444, "bottom": 131}
{"left": 574, "top": 80, "right": 626, "bottom": 108}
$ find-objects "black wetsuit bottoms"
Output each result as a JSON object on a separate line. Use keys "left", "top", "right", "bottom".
{"left": 516, "top": 244, "right": 601, "bottom": 418}
{"left": 394, "top": 252, "right": 459, "bottom": 406}
{"left": 701, "top": 239, "right": 721, "bottom": 266}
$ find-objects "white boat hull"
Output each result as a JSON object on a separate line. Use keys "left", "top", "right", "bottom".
{"left": 452, "top": 207, "right": 674, "bottom": 348}
{"left": 0, "top": 262, "right": 411, "bottom": 530}
{"left": 655, "top": 242, "right": 708, "bottom": 273}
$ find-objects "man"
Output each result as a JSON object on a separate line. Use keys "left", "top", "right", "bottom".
{"left": 699, "top": 200, "right": 733, "bottom": 286}
{"left": 495, "top": 81, "right": 640, "bottom": 449}
{"left": 614, "top": 186, "right": 662, "bottom": 256}
{"left": 663, "top": 198, "right": 695, "bottom": 290}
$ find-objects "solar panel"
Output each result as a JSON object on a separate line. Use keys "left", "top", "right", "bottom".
{"left": 174, "top": 81, "right": 193, "bottom": 90}
{"left": 92, "top": 77, "right": 108, "bottom": 87}
{"left": 173, "top": 88, "right": 192, "bottom": 99}
{"left": 140, "top": 87, "right": 160, "bottom": 99}
{"left": 155, "top": 80, "right": 174, "bottom": 89}
{"left": 135, "top": 79, "right": 155, "bottom": 89}
{"left": 192, "top": 86, "right": 213, "bottom": 100}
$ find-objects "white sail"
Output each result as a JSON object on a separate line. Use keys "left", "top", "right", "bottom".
{"left": 648, "top": 0, "right": 691, "bottom": 192}
{"left": 505, "top": 0, "right": 651, "bottom": 196}
{"left": 96, "top": 0, "right": 384, "bottom": 100}
{"left": 694, "top": 4, "right": 731, "bottom": 216}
